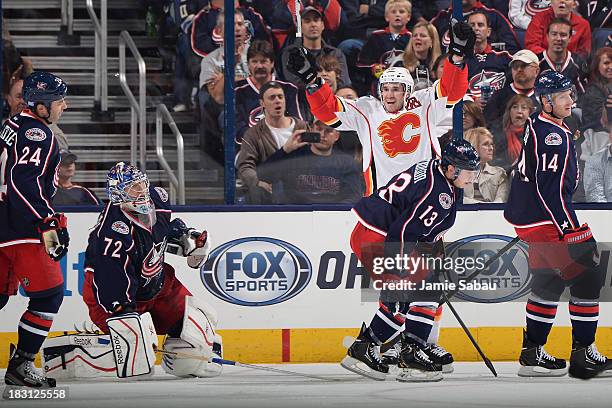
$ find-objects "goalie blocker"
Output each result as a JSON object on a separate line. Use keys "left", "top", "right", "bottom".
{"left": 42, "top": 297, "right": 222, "bottom": 379}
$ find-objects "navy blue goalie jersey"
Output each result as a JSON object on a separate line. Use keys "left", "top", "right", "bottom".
{"left": 505, "top": 112, "right": 579, "bottom": 233}
{"left": 84, "top": 186, "right": 174, "bottom": 313}
{"left": 353, "top": 159, "right": 458, "bottom": 246}
{"left": 0, "top": 110, "right": 60, "bottom": 246}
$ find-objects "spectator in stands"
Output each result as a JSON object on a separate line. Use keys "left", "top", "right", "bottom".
{"left": 317, "top": 53, "right": 345, "bottom": 92}
{"left": 257, "top": 120, "right": 364, "bottom": 204}
{"left": 336, "top": 85, "right": 359, "bottom": 100}
{"left": 463, "top": 127, "right": 509, "bottom": 203}
{"left": 2, "top": 18, "right": 33, "bottom": 98}
{"left": 431, "top": 52, "right": 449, "bottom": 81}
{"left": 577, "top": 0, "right": 611, "bottom": 50}
{"left": 237, "top": 81, "right": 308, "bottom": 204}
{"left": 3, "top": 78, "right": 69, "bottom": 150}
{"left": 402, "top": 22, "right": 441, "bottom": 88}
{"left": 490, "top": 93, "right": 535, "bottom": 169}
{"left": 190, "top": 0, "right": 270, "bottom": 58}
{"left": 235, "top": 40, "right": 304, "bottom": 144}
{"left": 525, "top": 0, "right": 591, "bottom": 58}
{"left": 198, "top": 9, "right": 251, "bottom": 166}
{"left": 584, "top": 123, "right": 612, "bottom": 202}
{"left": 199, "top": 9, "right": 250, "bottom": 90}
{"left": 271, "top": 0, "right": 344, "bottom": 50}
{"left": 356, "top": 0, "right": 412, "bottom": 76}
{"left": 280, "top": 7, "right": 351, "bottom": 88}
{"left": 537, "top": 17, "right": 588, "bottom": 94}
{"left": 464, "top": 100, "right": 486, "bottom": 131}
{"left": 170, "top": 0, "right": 208, "bottom": 112}
{"left": 484, "top": 49, "right": 540, "bottom": 124}
{"left": 52, "top": 150, "right": 101, "bottom": 206}
{"left": 465, "top": 11, "right": 512, "bottom": 102}
{"left": 333, "top": 86, "right": 362, "bottom": 162}
{"left": 509, "top": 0, "right": 551, "bottom": 30}
{"left": 579, "top": 47, "right": 612, "bottom": 158}
{"left": 432, "top": 0, "right": 520, "bottom": 53}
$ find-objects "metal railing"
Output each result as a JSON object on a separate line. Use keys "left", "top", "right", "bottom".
{"left": 60, "top": 0, "right": 74, "bottom": 36}
{"left": 156, "top": 104, "right": 185, "bottom": 205}
{"left": 86, "top": 0, "right": 109, "bottom": 115}
{"left": 119, "top": 31, "right": 147, "bottom": 171}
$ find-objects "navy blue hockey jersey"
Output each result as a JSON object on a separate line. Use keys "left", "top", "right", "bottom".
{"left": 84, "top": 186, "right": 174, "bottom": 313}
{"left": 537, "top": 51, "right": 588, "bottom": 94}
{"left": 356, "top": 28, "right": 411, "bottom": 68}
{"left": 505, "top": 112, "right": 579, "bottom": 233}
{"left": 0, "top": 111, "right": 60, "bottom": 246}
{"left": 191, "top": 5, "right": 270, "bottom": 57}
{"left": 353, "top": 159, "right": 458, "bottom": 246}
{"left": 235, "top": 77, "right": 304, "bottom": 143}
{"left": 466, "top": 45, "right": 511, "bottom": 99}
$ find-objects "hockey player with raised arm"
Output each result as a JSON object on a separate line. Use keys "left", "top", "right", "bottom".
{"left": 66, "top": 162, "right": 222, "bottom": 379}
{"left": 343, "top": 139, "right": 480, "bottom": 382}
{"left": 285, "top": 19, "right": 475, "bottom": 194}
{"left": 0, "top": 72, "right": 69, "bottom": 388}
{"left": 505, "top": 71, "right": 612, "bottom": 379}
{"left": 285, "top": 18, "right": 475, "bottom": 368}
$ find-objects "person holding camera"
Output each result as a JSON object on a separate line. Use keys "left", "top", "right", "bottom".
{"left": 256, "top": 120, "right": 363, "bottom": 204}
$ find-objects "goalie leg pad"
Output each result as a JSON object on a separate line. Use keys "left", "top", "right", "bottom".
{"left": 106, "top": 312, "right": 157, "bottom": 378}
{"left": 42, "top": 333, "right": 116, "bottom": 379}
{"left": 161, "top": 335, "right": 223, "bottom": 378}
{"left": 161, "top": 295, "right": 222, "bottom": 377}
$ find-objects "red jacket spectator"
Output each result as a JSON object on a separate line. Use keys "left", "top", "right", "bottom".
{"left": 524, "top": 8, "right": 592, "bottom": 58}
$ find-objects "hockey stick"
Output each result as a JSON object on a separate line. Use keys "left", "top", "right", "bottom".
{"left": 440, "top": 269, "right": 497, "bottom": 377}
{"left": 295, "top": 0, "right": 302, "bottom": 41}
{"left": 156, "top": 349, "right": 341, "bottom": 382}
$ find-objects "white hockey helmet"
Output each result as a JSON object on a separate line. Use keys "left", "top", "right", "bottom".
{"left": 378, "top": 67, "right": 414, "bottom": 110}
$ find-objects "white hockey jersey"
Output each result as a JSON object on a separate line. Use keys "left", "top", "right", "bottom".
{"left": 306, "top": 61, "right": 468, "bottom": 194}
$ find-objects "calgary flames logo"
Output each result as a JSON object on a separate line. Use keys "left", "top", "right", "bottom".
{"left": 378, "top": 112, "right": 421, "bottom": 158}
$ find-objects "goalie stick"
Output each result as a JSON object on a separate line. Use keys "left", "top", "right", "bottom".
{"left": 156, "top": 349, "right": 342, "bottom": 382}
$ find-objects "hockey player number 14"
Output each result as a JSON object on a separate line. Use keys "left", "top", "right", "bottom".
{"left": 540, "top": 153, "right": 559, "bottom": 172}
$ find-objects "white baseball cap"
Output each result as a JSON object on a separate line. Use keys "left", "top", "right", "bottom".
{"left": 509, "top": 49, "right": 539, "bottom": 66}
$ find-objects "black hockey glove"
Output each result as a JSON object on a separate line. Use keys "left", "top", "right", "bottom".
{"left": 563, "top": 224, "right": 599, "bottom": 270}
{"left": 286, "top": 47, "right": 318, "bottom": 84}
{"left": 37, "top": 213, "right": 69, "bottom": 261}
{"left": 448, "top": 18, "right": 476, "bottom": 58}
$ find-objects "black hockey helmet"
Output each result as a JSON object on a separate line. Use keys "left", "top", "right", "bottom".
{"left": 23, "top": 71, "right": 68, "bottom": 111}
{"left": 441, "top": 138, "right": 480, "bottom": 171}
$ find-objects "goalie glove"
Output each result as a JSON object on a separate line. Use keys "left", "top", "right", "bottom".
{"left": 36, "top": 213, "right": 69, "bottom": 261}
{"left": 167, "top": 218, "right": 212, "bottom": 268}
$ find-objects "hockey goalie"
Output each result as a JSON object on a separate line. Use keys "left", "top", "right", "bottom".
{"left": 42, "top": 162, "right": 222, "bottom": 381}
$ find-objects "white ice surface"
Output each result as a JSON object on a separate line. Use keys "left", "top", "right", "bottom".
{"left": 2, "top": 362, "right": 612, "bottom": 408}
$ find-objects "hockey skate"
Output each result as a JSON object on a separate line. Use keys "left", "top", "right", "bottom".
{"left": 423, "top": 343, "right": 454, "bottom": 373}
{"left": 396, "top": 336, "right": 443, "bottom": 382}
{"left": 381, "top": 341, "right": 401, "bottom": 366}
{"left": 340, "top": 323, "right": 389, "bottom": 381}
{"left": 4, "top": 344, "right": 56, "bottom": 390}
{"left": 569, "top": 339, "right": 612, "bottom": 379}
{"left": 517, "top": 331, "right": 567, "bottom": 377}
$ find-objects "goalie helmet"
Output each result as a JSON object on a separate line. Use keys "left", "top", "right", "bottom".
{"left": 378, "top": 67, "right": 414, "bottom": 111}
{"left": 106, "top": 162, "right": 153, "bottom": 214}
{"left": 23, "top": 71, "right": 68, "bottom": 111}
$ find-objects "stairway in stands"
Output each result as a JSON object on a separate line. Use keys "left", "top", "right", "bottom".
{"left": 4, "top": 0, "right": 223, "bottom": 203}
